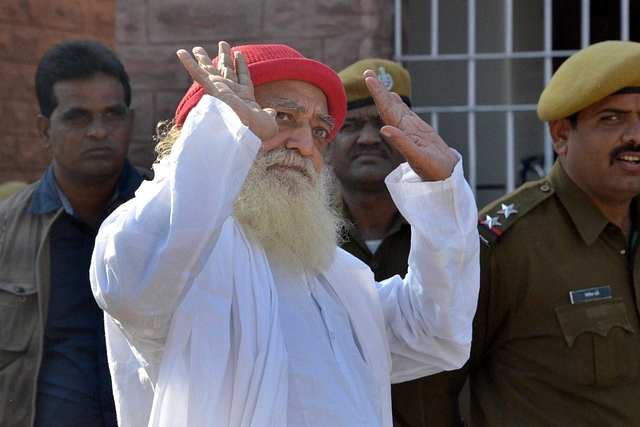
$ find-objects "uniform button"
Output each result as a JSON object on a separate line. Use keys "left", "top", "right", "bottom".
{"left": 329, "top": 332, "right": 336, "bottom": 340}
{"left": 539, "top": 184, "right": 550, "bottom": 192}
{"left": 371, "top": 261, "right": 380, "bottom": 269}
{"left": 621, "top": 249, "right": 626, "bottom": 255}
{"left": 14, "top": 287, "right": 25, "bottom": 294}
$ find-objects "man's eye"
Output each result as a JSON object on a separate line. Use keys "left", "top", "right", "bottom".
{"left": 340, "top": 120, "right": 360, "bottom": 131}
{"left": 275, "top": 112, "right": 292, "bottom": 121}
{"left": 369, "top": 116, "right": 385, "bottom": 128}
{"left": 105, "top": 109, "right": 127, "bottom": 120}
{"left": 314, "top": 128, "right": 329, "bottom": 139}
{"left": 63, "top": 112, "right": 91, "bottom": 125}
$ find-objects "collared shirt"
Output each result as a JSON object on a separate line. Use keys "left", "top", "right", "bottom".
{"left": 30, "top": 160, "right": 142, "bottom": 427}
{"left": 458, "top": 161, "right": 640, "bottom": 426}
{"left": 337, "top": 196, "right": 411, "bottom": 282}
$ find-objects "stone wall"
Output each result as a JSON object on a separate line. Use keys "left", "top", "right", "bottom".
{"left": 0, "top": 0, "right": 116, "bottom": 183}
{"left": 116, "top": 0, "right": 396, "bottom": 168}
{"left": 0, "top": 0, "right": 396, "bottom": 181}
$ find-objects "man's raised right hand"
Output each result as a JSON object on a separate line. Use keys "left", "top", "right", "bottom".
{"left": 177, "top": 41, "right": 278, "bottom": 142}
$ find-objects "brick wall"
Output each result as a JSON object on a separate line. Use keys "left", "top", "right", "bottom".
{"left": 0, "top": 0, "right": 396, "bottom": 180}
{"left": 116, "top": 0, "right": 396, "bottom": 169}
{"left": 0, "top": 0, "right": 116, "bottom": 183}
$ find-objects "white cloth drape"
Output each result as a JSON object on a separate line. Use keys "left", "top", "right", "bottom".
{"left": 90, "top": 95, "right": 480, "bottom": 427}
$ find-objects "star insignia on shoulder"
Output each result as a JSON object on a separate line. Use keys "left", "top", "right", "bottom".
{"left": 497, "top": 203, "right": 518, "bottom": 218}
{"left": 481, "top": 215, "right": 502, "bottom": 229}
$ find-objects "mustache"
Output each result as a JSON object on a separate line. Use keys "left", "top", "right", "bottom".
{"left": 258, "top": 148, "right": 317, "bottom": 181}
{"left": 350, "top": 143, "right": 389, "bottom": 159}
{"left": 609, "top": 144, "right": 640, "bottom": 164}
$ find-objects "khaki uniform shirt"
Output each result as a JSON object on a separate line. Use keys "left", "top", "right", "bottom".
{"left": 439, "top": 160, "right": 640, "bottom": 426}
{"left": 338, "top": 195, "right": 411, "bottom": 282}
{"left": 338, "top": 195, "right": 445, "bottom": 427}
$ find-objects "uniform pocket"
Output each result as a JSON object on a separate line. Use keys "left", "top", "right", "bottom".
{"left": 555, "top": 297, "right": 638, "bottom": 387}
{"left": 0, "top": 283, "right": 37, "bottom": 369}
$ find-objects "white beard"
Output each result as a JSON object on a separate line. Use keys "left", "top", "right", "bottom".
{"left": 233, "top": 148, "right": 346, "bottom": 274}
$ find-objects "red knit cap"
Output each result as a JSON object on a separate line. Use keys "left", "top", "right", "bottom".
{"left": 175, "top": 44, "right": 347, "bottom": 141}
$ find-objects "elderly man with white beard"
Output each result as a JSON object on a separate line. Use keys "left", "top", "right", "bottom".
{"left": 90, "top": 41, "right": 480, "bottom": 427}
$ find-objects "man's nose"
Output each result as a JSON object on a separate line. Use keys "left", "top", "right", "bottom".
{"left": 623, "top": 115, "right": 640, "bottom": 145}
{"left": 356, "top": 121, "right": 383, "bottom": 145}
{"left": 284, "top": 121, "right": 315, "bottom": 157}
{"left": 86, "top": 116, "right": 108, "bottom": 139}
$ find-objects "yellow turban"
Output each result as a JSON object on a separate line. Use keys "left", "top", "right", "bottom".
{"left": 339, "top": 59, "right": 411, "bottom": 110}
{"left": 538, "top": 40, "right": 640, "bottom": 121}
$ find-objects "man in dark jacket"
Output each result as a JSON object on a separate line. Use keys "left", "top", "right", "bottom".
{"left": 0, "top": 40, "right": 144, "bottom": 427}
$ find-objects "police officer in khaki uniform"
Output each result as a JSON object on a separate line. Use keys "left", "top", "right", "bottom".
{"left": 330, "top": 59, "right": 411, "bottom": 283}
{"left": 427, "top": 40, "right": 640, "bottom": 426}
{"left": 330, "top": 59, "right": 437, "bottom": 427}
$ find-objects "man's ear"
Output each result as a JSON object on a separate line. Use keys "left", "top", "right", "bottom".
{"left": 548, "top": 118, "right": 571, "bottom": 157}
{"left": 36, "top": 115, "right": 51, "bottom": 148}
{"left": 129, "top": 108, "right": 136, "bottom": 128}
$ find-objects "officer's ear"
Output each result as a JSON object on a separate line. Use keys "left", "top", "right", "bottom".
{"left": 548, "top": 118, "right": 571, "bottom": 157}
{"left": 36, "top": 115, "right": 51, "bottom": 148}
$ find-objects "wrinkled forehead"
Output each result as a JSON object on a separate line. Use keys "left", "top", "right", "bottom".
{"left": 52, "top": 73, "right": 127, "bottom": 109}
{"left": 255, "top": 80, "right": 328, "bottom": 113}
{"left": 581, "top": 89, "right": 640, "bottom": 114}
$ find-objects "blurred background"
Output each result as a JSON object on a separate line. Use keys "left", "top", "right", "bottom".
{"left": 2, "top": 0, "right": 639, "bottom": 207}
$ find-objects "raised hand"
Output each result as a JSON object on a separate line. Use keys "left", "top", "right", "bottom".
{"left": 176, "top": 41, "right": 278, "bottom": 142}
{"left": 364, "top": 69, "right": 459, "bottom": 182}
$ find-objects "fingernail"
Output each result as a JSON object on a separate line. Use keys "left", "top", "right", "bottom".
{"left": 380, "top": 128, "right": 392, "bottom": 137}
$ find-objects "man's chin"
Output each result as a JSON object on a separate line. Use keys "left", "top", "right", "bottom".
{"left": 350, "top": 169, "right": 395, "bottom": 185}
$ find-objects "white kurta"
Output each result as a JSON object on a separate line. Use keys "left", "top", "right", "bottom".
{"left": 90, "top": 96, "right": 480, "bottom": 427}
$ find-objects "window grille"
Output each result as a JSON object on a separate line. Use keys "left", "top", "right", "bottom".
{"left": 395, "top": 0, "right": 636, "bottom": 207}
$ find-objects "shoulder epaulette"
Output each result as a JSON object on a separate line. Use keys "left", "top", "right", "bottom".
{"left": 478, "top": 179, "right": 555, "bottom": 246}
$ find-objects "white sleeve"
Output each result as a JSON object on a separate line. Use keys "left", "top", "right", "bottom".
{"left": 378, "top": 151, "right": 480, "bottom": 383}
{"left": 90, "top": 96, "right": 261, "bottom": 377}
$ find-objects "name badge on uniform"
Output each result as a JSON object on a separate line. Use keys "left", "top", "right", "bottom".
{"left": 569, "top": 285, "right": 612, "bottom": 304}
